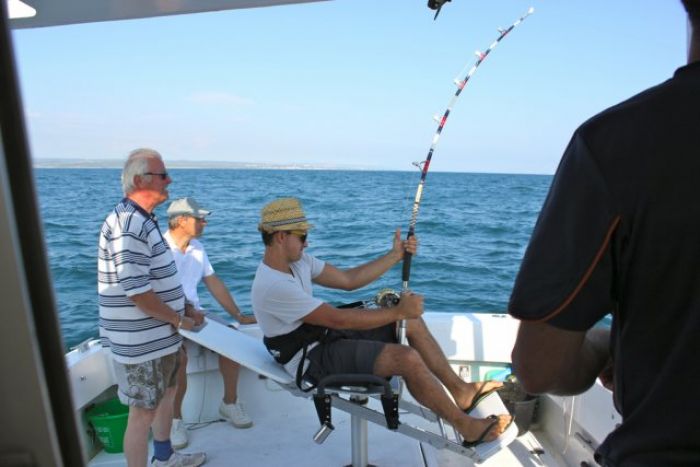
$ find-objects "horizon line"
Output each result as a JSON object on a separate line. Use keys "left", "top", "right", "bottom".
{"left": 31, "top": 158, "right": 552, "bottom": 176}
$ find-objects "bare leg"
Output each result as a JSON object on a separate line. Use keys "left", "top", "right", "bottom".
{"left": 123, "top": 406, "right": 156, "bottom": 467}
{"left": 406, "top": 318, "right": 502, "bottom": 410}
{"left": 219, "top": 356, "right": 240, "bottom": 404}
{"left": 374, "top": 344, "right": 511, "bottom": 443}
{"left": 173, "top": 350, "right": 188, "bottom": 419}
{"left": 152, "top": 386, "right": 177, "bottom": 441}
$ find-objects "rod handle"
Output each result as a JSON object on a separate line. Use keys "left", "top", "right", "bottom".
{"left": 402, "top": 252, "right": 413, "bottom": 282}
{"left": 401, "top": 231, "right": 415, "bottom": 282}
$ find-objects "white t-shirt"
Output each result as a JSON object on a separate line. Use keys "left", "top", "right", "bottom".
{"left": 163, "top": 230, "right": 214, "bottom": 310}
{"left": 251, "top": 252, "right": 326, "bottom": 376}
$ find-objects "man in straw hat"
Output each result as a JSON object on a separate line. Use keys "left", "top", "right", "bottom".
{"left": 164, "top": 197, "right": 256, "bottom": 449}
{"left": 251, "top": 197, "right": 512, "bottom": 446}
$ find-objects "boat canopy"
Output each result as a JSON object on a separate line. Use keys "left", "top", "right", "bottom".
{"left": 7, "top": 0, "right": 329, "bottom": 29}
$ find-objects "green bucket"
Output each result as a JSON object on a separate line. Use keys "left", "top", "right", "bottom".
{"left": 86, "top": 397, "right": 129, "bottom": 453}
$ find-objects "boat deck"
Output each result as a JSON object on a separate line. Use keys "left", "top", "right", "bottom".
{"left": 89, "top": 366, "right": 567, "bottom": 467}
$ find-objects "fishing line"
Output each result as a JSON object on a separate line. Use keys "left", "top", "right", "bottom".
{"left": 398, "top": 7, "right": 535, "bottom": 346}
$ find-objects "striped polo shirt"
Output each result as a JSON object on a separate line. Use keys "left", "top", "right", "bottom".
{"left": 98, "top": 198, "right": 184, "bottom": 364}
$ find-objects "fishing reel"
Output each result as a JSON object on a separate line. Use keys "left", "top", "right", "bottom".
{"left": 374, "top": 288, "right": 401, "bottom": 308}
{"left": 336, "top": 288, "right": 401, "bottom": 310}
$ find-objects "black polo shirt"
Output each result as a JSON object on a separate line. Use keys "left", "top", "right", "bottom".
{"left": 509, "top": 62, "right": 700, "bottom": 466}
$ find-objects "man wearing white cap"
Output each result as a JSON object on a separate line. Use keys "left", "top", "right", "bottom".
{"left": 251, "top": 197, "right": 512, "bottom": 447}
{"left": 164, "top": 197, "right": 257, "bottom": 448}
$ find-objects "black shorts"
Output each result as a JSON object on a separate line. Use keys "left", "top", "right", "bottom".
{"left": 304, "top": 323, "right": 398, "bottom": 383}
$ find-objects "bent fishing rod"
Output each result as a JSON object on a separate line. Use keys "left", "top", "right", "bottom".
{"left": 398, "top": 7, "right": 534, "bottom": 345}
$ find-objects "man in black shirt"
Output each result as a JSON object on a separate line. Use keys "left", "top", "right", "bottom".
{"left": 509, "top": 1, "right": 700, "bottom": 466}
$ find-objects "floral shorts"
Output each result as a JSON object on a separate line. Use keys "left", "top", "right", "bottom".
{"left": 112, "top": 349, "right": 181, "bottom": 409}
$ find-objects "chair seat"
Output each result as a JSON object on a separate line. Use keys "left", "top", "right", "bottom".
{"left": 313, "top": 373, "right": 397, "bottom": 396}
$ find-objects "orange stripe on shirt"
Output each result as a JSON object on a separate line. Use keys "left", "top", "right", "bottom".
{"left": 532, "top": 215, "right": 621, "bottom": 323}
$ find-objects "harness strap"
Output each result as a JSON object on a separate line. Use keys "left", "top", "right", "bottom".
{"left": 296, "top": 341, "right": 316, "bottom": 392}
{"left": 264, "top": 323, "right": 328, "bottom": 390}
{"left": 265, "top": 301, "right": 366, "bottom": 391}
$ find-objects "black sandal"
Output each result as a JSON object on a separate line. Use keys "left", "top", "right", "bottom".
{"left": 462, "top": 386, "right": 501, "bottom": 414}
{"left": 461, "top": 414, "right": 515, "bottom": 448}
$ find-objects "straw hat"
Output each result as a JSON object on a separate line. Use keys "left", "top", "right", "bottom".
{"left": 258, "top": 197, "right": 313, "bottom": 232}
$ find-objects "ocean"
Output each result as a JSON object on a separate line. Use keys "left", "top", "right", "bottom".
{"left": 34, "top": 168, "right": 551, "bottom": 350}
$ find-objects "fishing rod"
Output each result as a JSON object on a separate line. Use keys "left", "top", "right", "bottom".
{"left": 398, "top": 7, "right": 535, "bottom": 345}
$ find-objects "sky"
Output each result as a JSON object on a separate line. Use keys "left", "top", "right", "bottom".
{"left": 10, "top": 0, "right": 688, "bottom": 174}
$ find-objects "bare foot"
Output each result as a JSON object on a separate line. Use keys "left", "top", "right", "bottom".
{"left": 457, "top": 414, "right": 512, "bottom": 445}
{"left": 454, "top": 380, "right": 504, "bottom": 412}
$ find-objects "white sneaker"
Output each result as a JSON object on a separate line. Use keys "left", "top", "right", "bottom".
{"left": 170, "top": 418, "right": 188, "bottom": 449}
{"left": 152, "top": 451, "right": 207, "bottom": 467}
{"left": 219, "top": 400, "right": 253, "bottom": 428}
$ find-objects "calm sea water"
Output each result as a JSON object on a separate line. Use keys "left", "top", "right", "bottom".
{"left": 34, "top": 169, "right": 551, "bottom": 350}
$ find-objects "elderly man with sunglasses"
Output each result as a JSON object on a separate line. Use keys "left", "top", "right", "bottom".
{"left": 98, "top": 149, "right": 206, "bottom": 467}
{"left": 251, "top": 197, "right": 512, "bottom": 447}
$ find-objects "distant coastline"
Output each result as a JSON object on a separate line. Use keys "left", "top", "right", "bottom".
{"left": 32, "top": 158, "right": 381, "bottom": 171}
{"left": 32, "top": 159, "right": 551, "bottom": 176}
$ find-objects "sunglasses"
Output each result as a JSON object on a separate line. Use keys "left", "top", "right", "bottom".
{"left": 144, "top": 172, "right": 169, "bottom": 180}
{"left": 288, "top": 230, "right": 308, "bottom": 243}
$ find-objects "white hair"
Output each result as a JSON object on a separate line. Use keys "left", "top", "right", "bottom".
{"left": 168, "top": 216, "right": 186, "bottom": 229}
{"left": 121, "top": 148, "right": 162, "bottom": 195}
